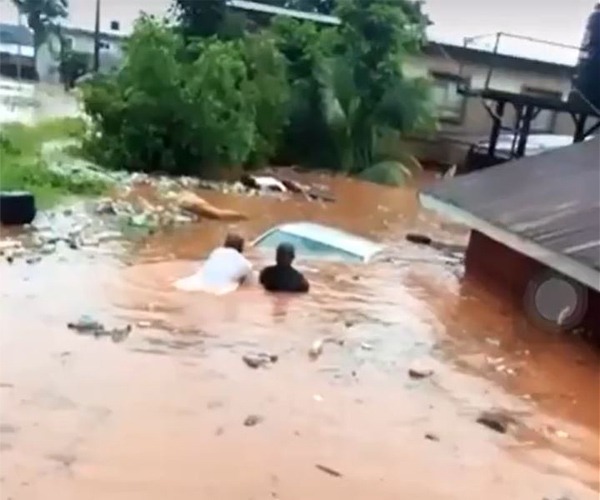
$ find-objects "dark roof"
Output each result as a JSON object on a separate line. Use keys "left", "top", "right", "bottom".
{"left": 425, "top": 42, "right": 575, "bottom": 74}
{"left": 0, "top": 23, "right": 33, "bottom": 46}
{"left": 420, "top": 137, "right": 600, "bottom": 290}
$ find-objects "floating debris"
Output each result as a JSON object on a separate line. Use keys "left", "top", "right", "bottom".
{"left": 243, "top": 414, "right": 264, "bottom": 427}
{"left": 242, "top": 353, "right": 278, "bottom": 369}
{"left": 67, "top": 315, "right": 132, "bottom": 342}
{"left": 406, "top": 233, "right": 432, "bottom": 246}
{"left": 315, "top": 464, "right": 343, "bottom": 478}
{"left": 408, "top": 361, "right": 434, "bottom": 379}
{"left": 476, "top": 411, "right": 514, "bottom": 434}
{"left": 308, "top": 337, "right": 344, "bottom": 361}
{"left": 67, "top": 315, "right": 104, "bottom": 333}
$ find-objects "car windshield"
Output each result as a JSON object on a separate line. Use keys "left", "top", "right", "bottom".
{"left": 253, "top": 229, "right": 365, "bottom": 263}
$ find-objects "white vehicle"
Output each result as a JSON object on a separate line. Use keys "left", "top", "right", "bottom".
{"left": 252, "top": 222, "right": 384, "bottom": 263}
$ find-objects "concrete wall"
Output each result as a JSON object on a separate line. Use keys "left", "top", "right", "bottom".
{"left": 405, "top": 52, "right": 577, "bottom": 166}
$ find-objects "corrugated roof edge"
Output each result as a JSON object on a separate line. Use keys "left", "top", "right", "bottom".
{"left": 419, "top": 192, "right": 600, "bottom": 292}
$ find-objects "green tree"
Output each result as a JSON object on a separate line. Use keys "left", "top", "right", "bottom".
{"left": 183, "top": 40, "right": 257, "bottom": 171}
{"left": 171, "top": 0, "right": 227, "bottom": 39}
{"left": 322, "top": 0, "right": 433, "bottom": 177}
{"left": 270, "top": 17, "right": 337, "bottom": 167}
{"left": 241, "top": 32, "right": 290, "bottom": 165}
{"left": 11, "top": 0, "right": 68, "bottom": 54}
{"left": 81, "top": 16, "right": 188, "bottom": 172}
{"left": 80, "top": 16, "right": 292, "bottom": 175}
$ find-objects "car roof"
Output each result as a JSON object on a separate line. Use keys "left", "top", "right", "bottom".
{"left": 270, "top": 222, "right": 384, "bottom": 260}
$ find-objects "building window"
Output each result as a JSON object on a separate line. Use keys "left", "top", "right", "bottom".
{"left": 522, "top": 87, "right": 563, "bottom": 133}
{"left": 110, "top": 20, "right": 120, "bottom": 31}
{"left": 430, "top": 72, "right": 467, "bottom": 124}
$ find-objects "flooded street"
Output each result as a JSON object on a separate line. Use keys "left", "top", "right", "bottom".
{"left": 0, "top": 174, "right": 598, "bottom": 500}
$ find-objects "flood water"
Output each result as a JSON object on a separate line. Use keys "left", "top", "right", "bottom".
{"left": 0, "top": 173, "right": 598, "bottom": 500}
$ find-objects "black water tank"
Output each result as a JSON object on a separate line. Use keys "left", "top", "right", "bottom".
{"left": 571, "top": 3, "right": 600, "bottom": 111}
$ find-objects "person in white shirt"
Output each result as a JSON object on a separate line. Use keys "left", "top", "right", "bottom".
{"left": 175, "top": 233, "right": 253, "bottom": 295}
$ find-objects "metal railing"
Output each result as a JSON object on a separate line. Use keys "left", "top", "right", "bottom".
{"left": 459, "top": 32, "right": 581, "bottom": 92}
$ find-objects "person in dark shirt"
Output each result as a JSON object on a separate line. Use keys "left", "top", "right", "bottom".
{"left": 259, "top": 243, "right": 309, "bottom": 293}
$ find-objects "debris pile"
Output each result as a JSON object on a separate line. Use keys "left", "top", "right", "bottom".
{"left": 67, "top": 315, "right": 132, "bottom": 343}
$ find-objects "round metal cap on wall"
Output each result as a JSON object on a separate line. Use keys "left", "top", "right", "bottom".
{"left": 523, "top": 271, "right": 589, "bottom": 332}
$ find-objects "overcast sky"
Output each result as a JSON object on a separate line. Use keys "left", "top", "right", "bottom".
{"left": 2, "top": 0, "right": 597, "bottom": 62}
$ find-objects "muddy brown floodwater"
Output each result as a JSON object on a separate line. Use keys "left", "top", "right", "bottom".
{"left": 1, "top": 173, "right": 598, "bottom": 500}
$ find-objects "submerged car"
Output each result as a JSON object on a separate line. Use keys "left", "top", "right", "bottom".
{"left": 251, "top": 222, "right": 384, "bottom": 263}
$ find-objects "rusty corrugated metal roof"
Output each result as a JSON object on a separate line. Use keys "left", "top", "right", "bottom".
{"left": 420, "top": 137, "right": 600, "bottom": 289}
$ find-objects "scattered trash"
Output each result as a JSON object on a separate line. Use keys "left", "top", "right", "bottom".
{"left": 109, "top": 325, "right": 132, "bottom": 343}
{"left": 485, "top": 337, "right": 501, "bottom": 347}
{"left": 476, "top": 411, "right": 514, "bottom": 434}
{"left": 313, "top": 394, "right": 324, "bottom": 403}
{"left": 315, "top": 464, "right": 343, "bottom": 478}
{"left": 360, "top": 342, "right": 373, "bottom": 351}
{"left": 240, "top": 175, "right": 287, "bottom": 193}
{"left": 309, "top": 339, "right": 325, "bottom": 360}
{"left": 0, "top": 239, "right": 22, "bottom": 254}
{"left": 425, "top": 433, "right": 440, "bottom": 441}
{"left": 67, "top": 315, "right": 104, "bottom": 333}
{"left": 242, "top": 353, "right": 278, "bottom": 369}
{"left": 67, "top": 315, "right": 132, "bottom": 342}
{"left": 555, "top": 429, "right": 570, "bottom": 439}
{"left": 243, "top": 414, "right": 264, "bottom": 427}
{"left": 95, "top": 199, "right": 118, "bottom": 215}
{"left": 25, "top": 255, "right": 41, "bottom": 264}
{"left": 308, "top": 337, "right": 344, "bottom": 361}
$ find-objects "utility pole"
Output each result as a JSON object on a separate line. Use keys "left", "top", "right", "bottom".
{"left": 93, "top": 0, "right": 100, "bottom": 72}
{"left": 17, "top": 8, "right": 23, "bottom": 83}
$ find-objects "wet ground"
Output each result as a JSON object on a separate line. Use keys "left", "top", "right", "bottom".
{"left": 0, "top": 173, "right": 598, "bottom": 500}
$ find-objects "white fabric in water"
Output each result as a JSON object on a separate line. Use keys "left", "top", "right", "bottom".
{"left": 174, "top": 247, "right": 252, "bottom": 295}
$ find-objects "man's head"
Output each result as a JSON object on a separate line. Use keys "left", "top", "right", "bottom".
{"left": 276, "top": 242, "right": 295, "bottom": 267}
{"left": 224, "top": 233, "right": 245, "bottom": 253}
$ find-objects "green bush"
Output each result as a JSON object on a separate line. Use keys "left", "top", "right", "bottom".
{"left": 81, "top": 16, "right": 290, "bottom": 176}
{"left": 184, "top": 39, "right": 257, "bottom": 172}
{"left": 80, "top": 1, "right": 435, "bottom": 185}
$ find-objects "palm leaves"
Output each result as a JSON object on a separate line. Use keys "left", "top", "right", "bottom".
{"left": 316, "top": 54, "right": 434, "bottom": 182}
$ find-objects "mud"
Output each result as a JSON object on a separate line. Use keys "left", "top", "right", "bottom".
{"left": 0, "top": 172, "right": 598, "bottom": 500}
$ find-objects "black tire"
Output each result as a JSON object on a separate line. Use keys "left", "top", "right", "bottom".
{"left": 0, "top": 191, "right": 37, "bottom": 226}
